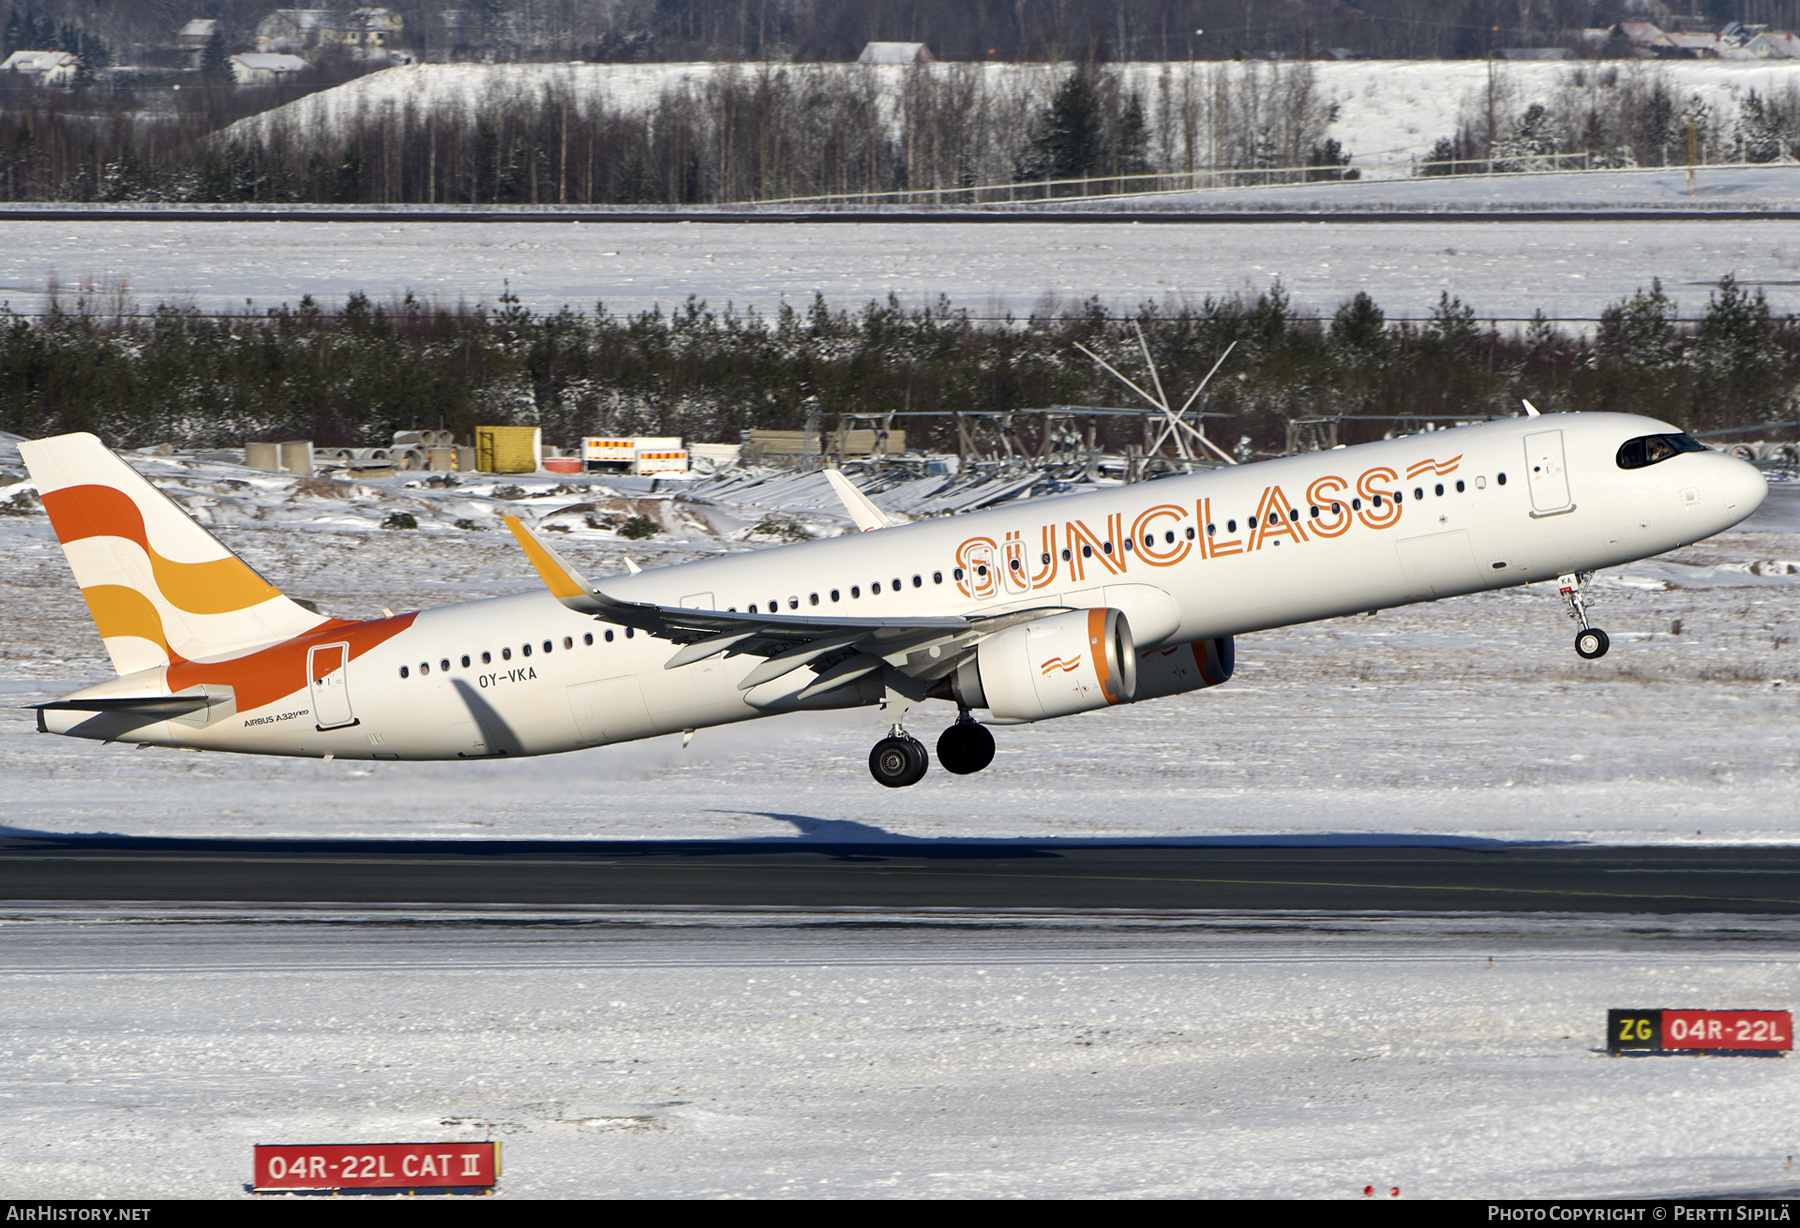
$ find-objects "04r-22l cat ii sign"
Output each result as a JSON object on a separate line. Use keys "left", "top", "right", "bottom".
{"left": 20, "top": 411, "right": 1765, "bottom": 787}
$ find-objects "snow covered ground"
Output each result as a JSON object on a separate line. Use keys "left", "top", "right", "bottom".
{"left": 4, "top": 438, "right": 1800, "bottom": 847}
{"left": 2, "top": 908, "right": 1797, "bottom": 1199}
{"left": 222, "top": 59, "right": 1800, "bottom": 174}
{"left": 1068, "top": 163, "right": 1800, "bottom": 214}
{"left": 1, "top": 213, "right": 1796, "bottom": 323}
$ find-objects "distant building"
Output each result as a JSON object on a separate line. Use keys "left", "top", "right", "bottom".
{"left": 1741, "top": 30, "right": 1800, "bottom": 58}
{"left": 256, "top": 7, "right": 404, "bottom": 57}
{"left": 178, "top": 19, "right": 220, "bottom": 48}
{"left": 1617, "top": 20, "right": 1672, "bottom": 48}
{"left": 342, "top": 8, "right": 404, "bottom": 49}
{"left": 0, "top": 50, "right": 77, "bottom": 84}
{"left": 230, "top": 52, "right": 311, "bottom": 83}
{"left": 1661, "top": 30, "right": 1723, "bottom": 56}
{"left": 857, "top": 42, "right": 933, "bottom": 65}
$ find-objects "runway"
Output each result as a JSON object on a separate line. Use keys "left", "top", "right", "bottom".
{"left": 5, "top": 837, "right": 1799, "bottom": 913}
{"left": 3, "top": 207, "right": 1796, "bottom": 223}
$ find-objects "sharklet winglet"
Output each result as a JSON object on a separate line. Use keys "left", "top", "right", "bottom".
{"left": 503, "top": 515, "right": 597, "bottom": 602}
{"left": 824, "top": 468, "right": 893, "bottom": 531}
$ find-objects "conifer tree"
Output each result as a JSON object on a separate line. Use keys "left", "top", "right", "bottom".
{"left": 1015, "top": 72, "right": 1104, "bottom": 182}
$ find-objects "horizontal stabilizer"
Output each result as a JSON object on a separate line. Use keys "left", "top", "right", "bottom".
{"left": 33, "top": 695, "right": 212, "bottom": 716}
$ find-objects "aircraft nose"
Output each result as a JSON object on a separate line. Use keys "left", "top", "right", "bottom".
{"left": 1716, "top": 450, "right": 1768, "bottom": 521}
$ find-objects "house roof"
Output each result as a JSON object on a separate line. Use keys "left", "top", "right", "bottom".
{"left": 1619, "top": 21, "right": 1670, "bottom": 43}
{"left": 179, "top": 19, "right": 219, "bottom": 38}
{"left": 1, "top": 50, "right": 77, "bottom": 72}
{"left": 857, "top": 41, "right": 933, "bottom": 64}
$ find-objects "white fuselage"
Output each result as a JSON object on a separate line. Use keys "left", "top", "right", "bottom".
{"left": 44, "top": 412, "right": 1767, "bottom": 760}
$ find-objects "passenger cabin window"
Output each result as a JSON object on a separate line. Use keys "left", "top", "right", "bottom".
{"left": 1617, "top": 433, "right": 1707, "bottom": 470}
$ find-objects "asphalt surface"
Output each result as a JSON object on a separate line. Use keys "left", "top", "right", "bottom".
{"left": 2, "top": 208, "right": 1796, "bottom": 224}
{"left": 3, "top": 837, "right": 1799, "bottom": 913}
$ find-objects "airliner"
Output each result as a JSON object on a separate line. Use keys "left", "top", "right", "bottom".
{"left": 19, "top": 411, "right": 1766, "bottom": 787}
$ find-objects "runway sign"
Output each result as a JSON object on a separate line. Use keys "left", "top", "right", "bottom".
{"left": 253, "top": 1141, "right": 499, "bottom": 1193}
{"left": 1607, "top": 1009, "right": 1791, "bottom": 1053}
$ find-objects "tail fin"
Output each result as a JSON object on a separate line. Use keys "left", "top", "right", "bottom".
{"left": 19, "top": 432, "right": 329, "bottom": 675}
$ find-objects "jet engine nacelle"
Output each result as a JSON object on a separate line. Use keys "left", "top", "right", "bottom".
{"left": 1132, "top": 636, "right": 1235, "bottom": 701}
{"left": 954, "top": 607, "right": 1137, "bottom": 722}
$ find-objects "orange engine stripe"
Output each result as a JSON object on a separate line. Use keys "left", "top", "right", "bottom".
{"left": 1088, "top": 607, "right": 1119, "bottom": 704}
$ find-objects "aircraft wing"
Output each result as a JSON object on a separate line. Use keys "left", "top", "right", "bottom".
{"left": 503, "top": 515, "right": 1054, "bottom": 695}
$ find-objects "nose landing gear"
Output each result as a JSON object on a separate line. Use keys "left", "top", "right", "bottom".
{"left": 1560, "top": 571, "right": 1611, "bottom": 659}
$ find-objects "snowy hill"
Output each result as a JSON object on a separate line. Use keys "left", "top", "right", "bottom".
{"left": 220, "top": 59, "right": 1800, "bottom": 178}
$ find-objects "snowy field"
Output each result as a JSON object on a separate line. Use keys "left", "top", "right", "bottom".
{"left": 1, "top": 213, "right": 1797, "bottom": 323}
{"left": 226, "top": 59, "right": 1800, "bottom": 173}
{"left": 2, "top": 909, "right": 1798, "bottom": 1199}
{"left": 5, "top": 438, "right": 1800, "bottom": 847}
{"left": 1074, "top": 163, "right": 1800, "bottom": 214}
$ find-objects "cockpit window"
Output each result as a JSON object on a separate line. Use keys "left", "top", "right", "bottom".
{"left": 1617, "top": 433, "right": 1707, "bottom": 470}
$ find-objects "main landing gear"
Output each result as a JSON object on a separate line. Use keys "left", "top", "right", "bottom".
{"left": 1559, "top": 571, "right": 1611, "bottom": 660}
{"left": 937, "top": 714, "right": 996, "bottom": 776}
{"left": 869, "top": 729, "right": 930, "bottom": 788}
{"left": 868, "top": 709, "right": 996, "bottom": 788}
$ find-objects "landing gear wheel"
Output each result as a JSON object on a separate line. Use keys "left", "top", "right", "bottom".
{"left": 1575, "top": 628, "right": 1611, "bottom": 660}
{"left": 937, "top": 721, "right": 996, "bottom": 775}
{"left": 869, "top": 735, "right": 929, "bottom": 788}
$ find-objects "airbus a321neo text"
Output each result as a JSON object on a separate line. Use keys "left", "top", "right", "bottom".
{"left": 19, "top": 411, "right": 1766, "bottom": 787}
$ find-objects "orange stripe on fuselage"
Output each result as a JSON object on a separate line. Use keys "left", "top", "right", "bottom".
{"left": 166, "top": 613, "right": 416, "bottom": 713}
{"left": 41, "top": 485, "right": 281, "bottom": 616}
